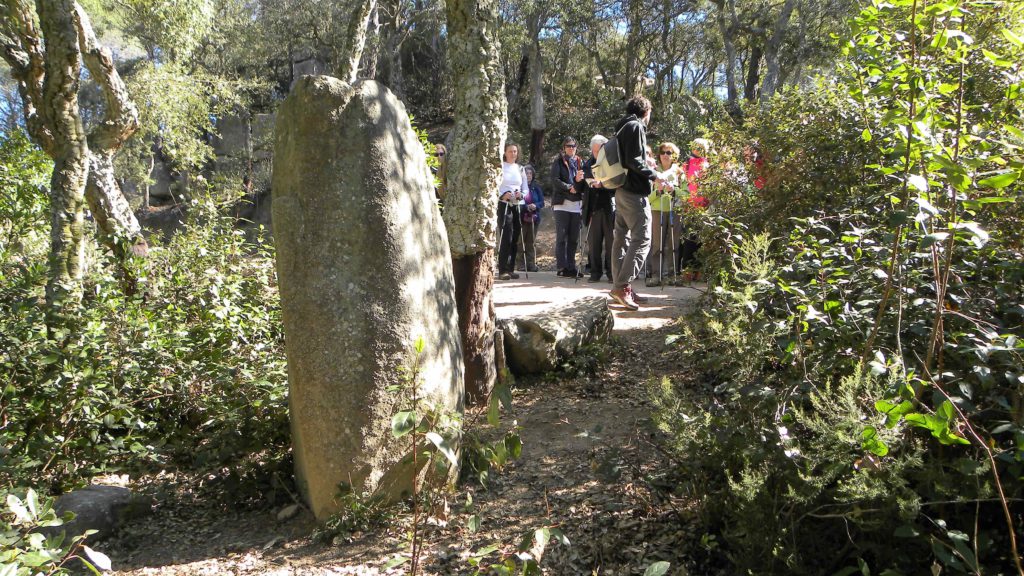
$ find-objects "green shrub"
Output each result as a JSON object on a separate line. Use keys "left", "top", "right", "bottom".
{"left": 654, "top": 1, "right": 1023, "bottom": 572}
{"left": 0, "top": 487, "right": 110, "bottom": 575}
{"left": 0, "top": 178, "right": 288, "bottom": 491}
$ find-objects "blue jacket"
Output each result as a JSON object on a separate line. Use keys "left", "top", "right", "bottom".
{"left": 523, "top": 180, "right": 545, "bottom": 224}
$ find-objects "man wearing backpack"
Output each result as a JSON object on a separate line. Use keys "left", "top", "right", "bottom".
{"left": 609, "top": 96, "right": 662, "bottom": 311}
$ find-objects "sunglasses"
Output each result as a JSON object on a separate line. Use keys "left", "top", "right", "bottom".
{"left": 564, "top": 144, "right": 577, "bottom": 148}
{"left": 436, "top": 152, "right": 445, "bottom": 157}
{"left": 659, "top": 151, "right": 672, "bottom": 155}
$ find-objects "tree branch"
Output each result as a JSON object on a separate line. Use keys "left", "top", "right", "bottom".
{"left": 72, "top": 1, "right": 139, "bottom": 151}
{"left": 1, "top": 0, "right": 54, "bottom": 153}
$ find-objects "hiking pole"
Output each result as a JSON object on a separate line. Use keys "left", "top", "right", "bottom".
{"left": 496, "top": 199, "right": 507, "bottom": 274}
{"left": 516, "top": 203, "right": 528, "bottom": 279}
{"left": 574, "top": 212, "right": 586, "bottom": 284}
{"left": 670, "top": 201, "right": 679, "bottom": 283}
{"left": 658, "top": 206, "right": 666, "bottom": 290}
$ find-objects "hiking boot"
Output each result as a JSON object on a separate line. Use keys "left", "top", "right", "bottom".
{"left": 528, "top": 265, "right": 539, "bottom": 272}
{"left": 556, "top": 269, "right": 567, "bottom": 277}
{"left": 587, "top": 276, "right": 601, "bottom": 283}
{"left": 499, "top": 272, "right": 511, "bottom": 280}
{"left": 509, "top": 272, "right": 520, "bottom": 279}
{"left": 609, "top": 288, "right": 639, "bottom": 311}
{"left": 626, "top": 285, "right": 648, "bottom": 304}
{"left": 568, "top": 269, "right": 584, "bottom": 278}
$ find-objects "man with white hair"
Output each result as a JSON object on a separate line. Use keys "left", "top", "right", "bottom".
{"left": 581, "top": 134, "right": 616, "bottom": 282}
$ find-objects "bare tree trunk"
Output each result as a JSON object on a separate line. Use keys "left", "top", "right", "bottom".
{"left": 743, "top": 44, "right": 762, "bottom": 102}
{"left": 336, "top": 0, "right": 377, "bottom": 84}
{"left": 444, "top": 0, "right": 507, "bottom": 405}
{"left": 714, "top": 0, "right": 741, "bottom": 117}
{"left": 526, "top": 11, "right": 545, "bottom": 168}
{"left": 624, "top": 0, "right": 644, "bottom": 95}
{"left": 760, "top": 0, "right": 798, "bottom": 103}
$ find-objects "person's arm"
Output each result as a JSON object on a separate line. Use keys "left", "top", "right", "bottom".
{"left": 550, "top": 156, "right": 572, "bottom": 192}
{"left": 534, "top": 183, "right": 545, "bottom": 210}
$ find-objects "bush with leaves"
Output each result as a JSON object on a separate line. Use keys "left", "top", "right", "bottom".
{"left": 654, "top": 0, "right": 1023, "bottom": 573}
{"left": 0, "top": 175, "right": 288, "bottom": 492}
{"left": 1, "top": 488, "right": 111, "bottom": 575}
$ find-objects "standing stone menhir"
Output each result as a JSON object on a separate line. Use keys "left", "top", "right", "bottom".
{"left": 272, "top": 77, "right": 464, "bottom": 520}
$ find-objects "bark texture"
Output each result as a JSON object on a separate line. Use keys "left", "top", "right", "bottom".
{"left": 713, "top": 0, "right": 741, "bottom": 116}
{"left": 759, "top": 0, "right": 798, "bottom": 103}
{"left": 37, "top": 0, "right": 89, "bottom": 309}
{"left": 337, "top": 0, "right": 377, "bottom": 84}
{"left": 1, "top": 0, "right": 146, "bottom": 304}
{"left": 73, "top": 3, "right": 147, "bottom": 258}
{"left": 527, "top": 15, "right": 545, "bottom": 168}
{"left": 444, "top": 0, "right": 508, "bottom": 403}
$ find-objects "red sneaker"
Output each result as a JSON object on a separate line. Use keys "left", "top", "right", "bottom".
{"left": 626, "top": 285, "right": 648, "bottom": 304}
{"left": 609, "top": 288, "right": 639, "bottom": 311}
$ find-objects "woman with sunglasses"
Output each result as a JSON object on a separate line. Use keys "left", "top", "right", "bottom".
{"left": 549, "top": 137, "right": 585, "bottom": 278}
{"left": 646, "top": 142, "right": 682, "bottom": 286}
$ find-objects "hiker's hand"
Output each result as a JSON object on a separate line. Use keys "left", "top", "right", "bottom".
{"left": 528, "top": 203, "right": 536, "bottom": 211}
{"left": 574, "top": 170, "right": 584, "bottom": 182}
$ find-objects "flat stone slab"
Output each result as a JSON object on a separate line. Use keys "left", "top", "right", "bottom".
{"left": 499, "top": 296, "right": 613, "bottom": 374}
{"left": 493, "top": 270, "right": 703, "bottom": 333}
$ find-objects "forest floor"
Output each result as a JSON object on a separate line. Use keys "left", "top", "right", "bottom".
{"left": 106, "top": 215, "right": 714, "bottom": 576}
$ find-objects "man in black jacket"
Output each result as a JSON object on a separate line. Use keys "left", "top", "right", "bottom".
{"left": 610, "top": 96, "right": 662, "bottom": 310}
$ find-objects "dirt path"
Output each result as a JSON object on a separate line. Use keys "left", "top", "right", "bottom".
{"left": 107, "top": 276, "right": 705, "bottom": 576}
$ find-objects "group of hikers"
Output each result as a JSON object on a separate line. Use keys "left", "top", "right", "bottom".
{"left": 491, "top": 95, "right": 711, "bottom": 311}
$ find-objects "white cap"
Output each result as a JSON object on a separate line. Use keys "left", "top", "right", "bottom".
{"left": 590, "top": 134, "right": 608, "bottom": 147}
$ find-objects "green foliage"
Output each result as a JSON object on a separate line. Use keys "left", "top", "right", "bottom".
{"left": 0, "top": 180, "right": 288, "bottom": 490}
{"left": 311, "top": 485, "right": 394, "bottom": 544}
{"left": 0, "top": 488, "right": 111, "bottom": 575}
{"left": 465, "top": 525, "right": 570, "bottom": 576}
{"left": 0, "top": 130, "right": 50, "bottom": 265}
{"left": 654, "top": 1, "right": 1024, "bottom": 572}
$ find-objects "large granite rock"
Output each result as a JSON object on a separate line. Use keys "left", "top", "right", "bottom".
{"left": 271, "top": 76, "right": 464, "bottom": 520}
{"left": 500, "top": 296, "right": 614, "bottom": 374}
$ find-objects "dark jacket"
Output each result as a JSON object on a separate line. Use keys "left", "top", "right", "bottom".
{"left": 614, "top": 114, "right": 657, "bottom": 196}
{"left": 549, "top": 153, "right": 584, "bottom": 206}
{"left": 581, "top": 157, "right": 614, "bottom": 223}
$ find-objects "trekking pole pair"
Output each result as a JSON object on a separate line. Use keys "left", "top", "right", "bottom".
{"left": 515, "top": 203, "right": 528, "bottom": 280}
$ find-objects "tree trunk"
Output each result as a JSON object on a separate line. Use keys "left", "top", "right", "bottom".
{"left": 743, "top": 44, "right": 762, "bottom": 102}
{"left": 624, "top": 0, "right": 644, "bottom": 95}
{"left": 336, "top": 0, "right": 377, "bottom": 84}
{"left": 38, "top": 0, "right": 89, "bottom": 311}
{"left": 714, "top": 0, "right": 741, "bottom": 117}
{"left": 760, "top": 0, "right": 798, "bottom": 103}
{"left": 452, "top": 251, "right": 497, "bottom": 404}
{"left": 527, "top": 21, "right": 545, "bottom": 167}
{"left": 73, "top": 2, "right": 148, "bottom": 261}
{"left": 85, "top": 151, "right": 147, "bottom": 257}
{"left": 444, "top": 0, "right": 507, "bottom": 405}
